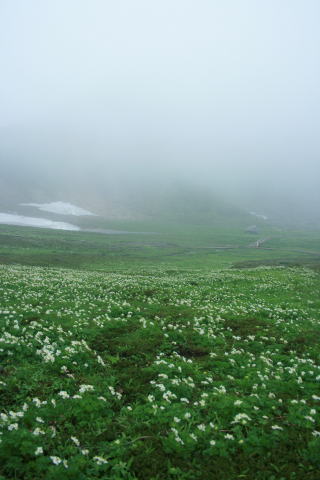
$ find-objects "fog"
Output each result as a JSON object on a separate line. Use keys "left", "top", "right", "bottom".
{"left": 0, "top": 1, "right": 319, "bottom": 221}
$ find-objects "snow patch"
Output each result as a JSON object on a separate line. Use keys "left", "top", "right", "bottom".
{"left": 249, "top": 211, "right": 268, "bottom": 220}
{"left": 20, "top": 201, "right": 96, "bottom": 216}
{"left": 0, "top": 213, "right": 80, "bottom": 231}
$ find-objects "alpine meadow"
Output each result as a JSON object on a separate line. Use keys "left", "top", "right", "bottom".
{"left": 0, "top": 1, "right": 320, "bottom": 480}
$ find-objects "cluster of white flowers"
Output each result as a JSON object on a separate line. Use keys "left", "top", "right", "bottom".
{"left": 93, "top": 456, "right": 108, "bottom": 465}
{"left": 79, "top": 384, "right": 94, "bottom": 393}
{"left": 232, "top": 413, "right": 251, "bottom": 425}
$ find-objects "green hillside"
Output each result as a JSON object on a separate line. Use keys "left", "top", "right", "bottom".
{"left": 0, "top": 264, "right": 319, "bottom": 479}
{"left": 0, "top": 207, "right": 319, "bottom": 480}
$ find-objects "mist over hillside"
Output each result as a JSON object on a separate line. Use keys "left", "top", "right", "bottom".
{"left": 1, "top": 121, "right": 319, "bottom": 229}
{"left": 1, "top": 1, "right": 320, "bottom": 228}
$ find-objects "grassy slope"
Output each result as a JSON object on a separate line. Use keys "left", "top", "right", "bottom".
{"left": 0, "top": 220, "right": 320, "bottom": 272}
{"left": 0, "top": 220, "right": 320, "bottom": 479}
{"left": 0, "top": 264, "right": 319, "bottom": 479}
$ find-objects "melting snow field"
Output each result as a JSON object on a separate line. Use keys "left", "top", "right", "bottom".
{"left": 0, "top": 213, "right": 80, "bottom": 231}
{"left": 249, "top": 211, "right": 268, "bottom": 220}
{"left": 20, "top": 201, "right": 96, "bottom": 216}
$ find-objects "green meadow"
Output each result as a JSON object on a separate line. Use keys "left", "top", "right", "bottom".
{"left": 0, "top": 219, "right": 319, "bottom": 271}
{"left": 0, "top": 223, "right": 319, "bottom": 479}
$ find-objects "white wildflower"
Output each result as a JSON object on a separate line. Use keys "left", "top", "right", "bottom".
{"left": 305, "top": 416, "right": 315, "bottom": 423}
{"left": 71, "top": 436, "right": 80, "bottom": 446}
{"left": 8, "top": 423, "right": 18, "bottom": 431}
{"left": 79, "top": 384, "right": 94, "bottom": 393}
{"left": 232, "top": 413, "right": 251, "bottom": 425}
{"left": 271, "top": 425, "right": 283, "bottom": 431}
{"left": 94, "top": 456, "right": 108, "bottom": 465}
{"left": 58, "top": 391, "right": 70, "bottom": 399}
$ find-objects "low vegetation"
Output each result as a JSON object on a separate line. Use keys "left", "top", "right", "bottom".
{"left": 0, "top": 263, "right": 319, "bottom": 479}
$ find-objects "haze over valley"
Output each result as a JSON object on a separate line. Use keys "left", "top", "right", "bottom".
{"left": 0, "top": 4, "right": 320, "bottom": 479}
{"left": 1, "top": 0, "right": 320, "bottom": 229}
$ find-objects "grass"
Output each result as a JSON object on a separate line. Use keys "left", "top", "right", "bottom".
{"left": 0, "top": 263, "right": 319, "bottom": 479}
{"left": 0, "top": 221, "right": 320, "bottom": 271}
{"left": 0, "top": 222, "right": 319, "bottom": 479}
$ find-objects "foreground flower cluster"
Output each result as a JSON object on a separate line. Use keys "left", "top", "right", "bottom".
{"left": 0, "top": 264, "right": 319, "bottom": 479}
